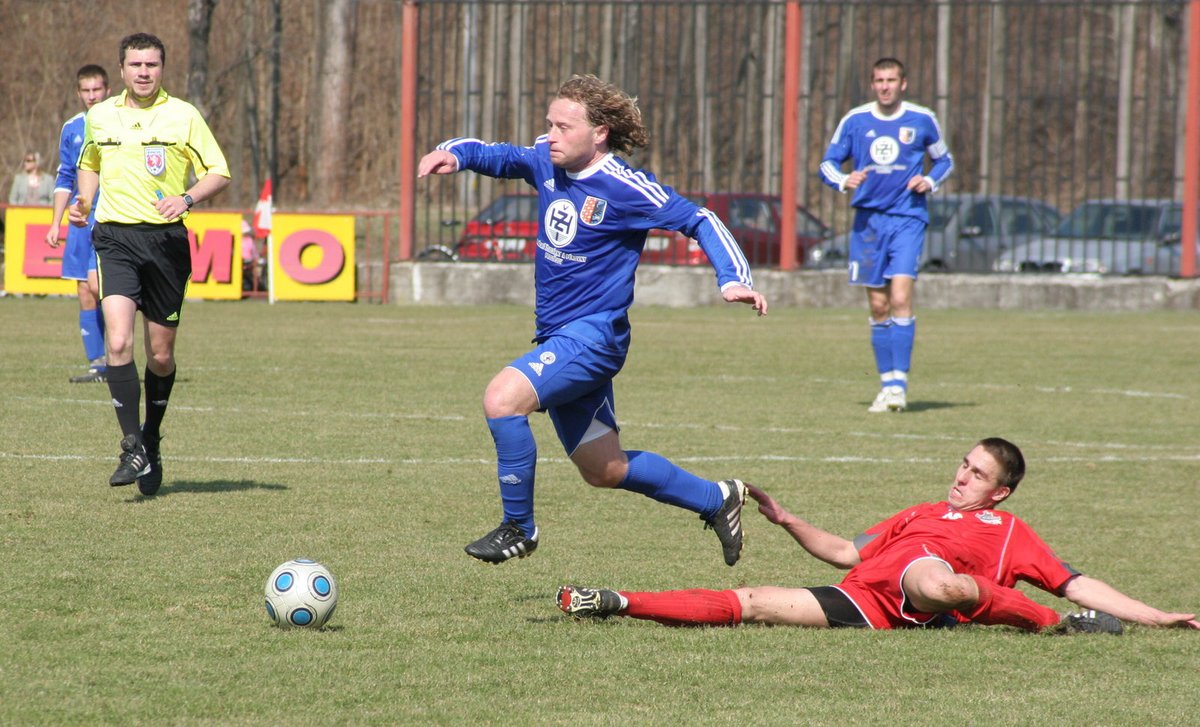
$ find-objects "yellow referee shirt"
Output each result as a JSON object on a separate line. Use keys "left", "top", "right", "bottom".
{"left": 79, "top": 89, "right": 230, "bottom": 225}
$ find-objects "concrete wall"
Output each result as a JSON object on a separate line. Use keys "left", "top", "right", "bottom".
{"left": 363, "top": 262, "right": 1200, "bottom": 311}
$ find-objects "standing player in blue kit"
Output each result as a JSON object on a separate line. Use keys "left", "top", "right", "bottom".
{"left": 46, "top": 64, "right": 111, "bottom": 384}
{"left": 819, "top": 58, "right": 953, "bottom": 413}
{"left": 418, "top": 74, "right": 768, "bottom": 566}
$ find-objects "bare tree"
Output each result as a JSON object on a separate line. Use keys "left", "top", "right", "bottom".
{"left": 312, "top": 0, "right": 358, "bottom": 206}
{"left": 187, "top": 0, "right": 217, "bottom": 118}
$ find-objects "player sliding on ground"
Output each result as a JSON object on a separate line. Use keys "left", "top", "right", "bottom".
{"left": 559, "top": 438, "right": 1199, "bottom": 634}
{"left": 418, "top": 75, "right": 767, "bottom": 566}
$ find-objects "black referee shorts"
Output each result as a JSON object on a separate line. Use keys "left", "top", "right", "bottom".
{"left": 94, "top": 221, "right": 192, "bottom": 327}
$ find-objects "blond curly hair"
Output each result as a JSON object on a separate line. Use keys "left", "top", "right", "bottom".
{"left": 556, "top": 75, "right": 649, "bottom": 154}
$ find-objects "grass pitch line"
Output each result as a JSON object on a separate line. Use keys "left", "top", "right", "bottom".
{"left": 5, "top": 451, "right": 1199, "bottom": 468}
{"left": 10, "top": 396, "right": 468, "bottom": 421}
{"left": 807, "top": 378, "right": 1189, "bottom": 400}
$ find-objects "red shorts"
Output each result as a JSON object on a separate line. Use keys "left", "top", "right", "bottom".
{"left": 837, "top": 545, "right": 953, "bottom": 630}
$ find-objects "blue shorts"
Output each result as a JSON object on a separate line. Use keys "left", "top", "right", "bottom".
{"left": 509, "top": 334, "right": 626, "bottom": 455}
{"left": 61, "top": 224, "right": 98, "bottom": 281}
{"left": 848, "top": 210, "right": 926, "bottom": 288}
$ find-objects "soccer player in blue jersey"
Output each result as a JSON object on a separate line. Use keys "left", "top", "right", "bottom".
{"left": 819, "top": 58, "right": 953, "bottom": 413}
{"left": 418, "top": 74, "right": 769, "bottom": 566}
{"left": 46, "top": 64, "right": 110, "bottom": 383}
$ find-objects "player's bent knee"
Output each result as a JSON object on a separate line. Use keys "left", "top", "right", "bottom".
{"left": 575, "top": 460, "right": 625, "bottom": 488}
{"left": 909, "top": 570, "right": 974, "bottom": 612}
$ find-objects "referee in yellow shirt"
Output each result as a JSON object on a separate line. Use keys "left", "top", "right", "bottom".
{"left": 70, "top": 32, "right": 230, "bottom": 493}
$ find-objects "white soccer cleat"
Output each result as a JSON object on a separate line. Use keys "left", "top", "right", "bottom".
{"left": 868, "top": 389, "right": 891, "bottom": 413}
{"left": 868, "top": 387, "right": 907, "bottom": 413}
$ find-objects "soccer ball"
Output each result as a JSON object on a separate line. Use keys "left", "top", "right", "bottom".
{"left": 264, "top": 558, "right": 338, "bottom": 629}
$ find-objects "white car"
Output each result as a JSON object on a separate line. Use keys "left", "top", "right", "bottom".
{"left": 993, "top": 199, "right": 1197, "bottom": 276}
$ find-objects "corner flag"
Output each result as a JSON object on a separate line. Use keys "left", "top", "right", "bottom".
{"left": 252, "top": 178, "right": 273, "bottom": 237}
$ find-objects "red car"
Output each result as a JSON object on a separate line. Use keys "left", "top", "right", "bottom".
{"left": 430, "top": 192, "right": 831, "bottom": 267}
{"left": 640, "top": 192, "right": 832, "bottom": 267}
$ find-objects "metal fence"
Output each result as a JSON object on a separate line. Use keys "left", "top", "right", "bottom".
{"left": 409, "top": 0, "right": 1195, "bottom": 276}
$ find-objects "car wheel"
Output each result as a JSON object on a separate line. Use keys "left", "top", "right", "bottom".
{"left": 416, "top": 246, "right": 458, "bottom": 262}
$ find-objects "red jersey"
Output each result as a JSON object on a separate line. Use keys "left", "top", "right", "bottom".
{"left": 836, "top": 501, "right": 1078, "bottom": 629}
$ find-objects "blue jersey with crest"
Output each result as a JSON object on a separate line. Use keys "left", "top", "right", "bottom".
{"left": 438, "top": 136, "right": 754, "bottom": 348}
{"left": 818, "top": 101, "right": 953, "bottom": 223}
{"left": 55, "top": 112, "right": 99, "bottom": 232}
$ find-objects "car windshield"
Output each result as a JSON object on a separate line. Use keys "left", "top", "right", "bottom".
{"left": 473, "top": 195, "right": 538, "bottom": 223}
{"left": 1160, "top": 207, "right": 1182, "bottom": 237}
{"left": 1055, "top": 202, "right": 1162, "bottom": 239}
{"left": 927, "top": 199, "right": 956, "bottom": 232}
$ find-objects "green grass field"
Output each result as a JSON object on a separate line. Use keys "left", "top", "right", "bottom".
{"left": 2, "top": 298, "right": 1197, "bottom": 726}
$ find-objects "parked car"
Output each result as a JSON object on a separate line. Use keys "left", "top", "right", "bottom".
{"left": 639, "top": 192, "right": 832, "bottom": 267}
{"left": 419, "top": 192, "right": 832, "bottom": 267}
{"left": 417, "top": 193, "right": 540, "bottom": 262}
{"left": 992, "top": 198, "right": 1197, "bottom": 275}
{"left": 805, "top": 194, "right": 1062, "bottom": 273}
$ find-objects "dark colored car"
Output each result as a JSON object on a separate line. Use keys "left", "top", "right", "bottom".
{"left": 420, "top": 192, "right": 831, "bottom": 267}
{"left": 806, "top": 194, "right": 1062, "bottom": 273}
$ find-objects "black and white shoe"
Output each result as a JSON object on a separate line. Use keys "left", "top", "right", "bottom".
{"left": 137, "top": 432, "right": 163, "bottom": 496}
{"left": 110, "top": 434, "right": 151, "bottom": 487}
{"left": 558, "top": 585, "right": 624, "bottom": 619}
{"left": 703, "top": 479, "right": 747, "bottom": 566}
{"left": 464, "top": 520, "right": 539, "bottom": 563}
{"left": 69, "top": 367, "right": 107, "bottom": 384}
{"left": 1056, "top": 610, "right": 1123, "bottom": 635}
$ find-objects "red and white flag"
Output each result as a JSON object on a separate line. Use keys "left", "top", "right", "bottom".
{"left": 252, "top": 177, "right": 273, "bottom": 237}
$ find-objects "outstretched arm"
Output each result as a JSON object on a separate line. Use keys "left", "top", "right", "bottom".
{"left": 1063, "top": 575, "right": 1199, "bottom": 629}
{"left": 746, "top": 484, "right": 859, "bottom": 569}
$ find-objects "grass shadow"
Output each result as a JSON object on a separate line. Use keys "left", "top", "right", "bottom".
{"left": 128, "top": 479, "right": 290, "bottom": 500}
{"left": 904, "top": 400, "right": 970, "bottom": 413}
{"left": 861, "top": 400, "right": 968, "bottom": 413}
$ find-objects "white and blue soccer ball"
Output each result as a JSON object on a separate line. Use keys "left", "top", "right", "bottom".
{"left": 264, "top": 559, "right": 338, "bottom": 629}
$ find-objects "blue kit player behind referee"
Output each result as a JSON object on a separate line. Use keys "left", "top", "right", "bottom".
{"left": 46, "top": 64, "right": 110, "bottom": 384}
{"left": 819, "top": 58, "right": 953, "bottom": 413}
{"left": 419, "top": 74, "right": 768, "bottom": 566}
{"left": 70, "top": 32, "right": 230, "bottom": 494}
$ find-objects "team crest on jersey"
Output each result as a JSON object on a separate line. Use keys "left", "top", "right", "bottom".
{"left": 580, "top": 196, "right": 608, "bottom": 225}
{"left": 869, "top": 136, "right": 900, "bottom": 165}
{"left": 144, "top": 146, "right": 166, "bottom": 176}
{"left": 975, "top": 510, "right": 1003, "bottom": 525}
{"left": 543, "top": 199, "right": 578, "bottom": 248}
{"left": 899, "top": 127, "right": 916, "bottom": 144}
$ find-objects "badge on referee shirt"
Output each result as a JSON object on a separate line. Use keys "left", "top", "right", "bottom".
{"left": 144, "top": 146, "right": 166, "bottom": 176}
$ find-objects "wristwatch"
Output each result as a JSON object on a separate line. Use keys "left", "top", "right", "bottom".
{"left": 182, "top": 193, "right": 194, "bottom": 209}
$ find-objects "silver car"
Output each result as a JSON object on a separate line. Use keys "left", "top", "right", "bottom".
{"left": 806, "top": 194, "right": 1061, "bottom": 273}
{"left": 993, "top": 199, "right": 1197, "bottom": 276}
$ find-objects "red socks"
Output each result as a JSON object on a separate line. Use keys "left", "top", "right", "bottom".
{"left": 965, "top": 575, "right": 1059, "bottom": 631}
{"left": 620, "top": 589, "right": 742, "bottom": 626}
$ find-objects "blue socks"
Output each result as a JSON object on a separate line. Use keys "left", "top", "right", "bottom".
{"left": 871, "top": 316, "right": 915, "bottom": 392}
{"left": 870, "top": 318, "right": 894, "bottom": 384}
{"left": 891, "top": 316, "right": 916, "bottom": 391}
{"left": 79, "top": 308, "right": 105, "bottom": 364}
{"left": 617, "top": 450, "right": 722, "bottom": 517}
{"left": 486, "top": 416, "right": 538, "bottom": 536}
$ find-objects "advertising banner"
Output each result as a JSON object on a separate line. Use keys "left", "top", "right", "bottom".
{"left": 3, "top": 208, "right": 355, "bottom": 302}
